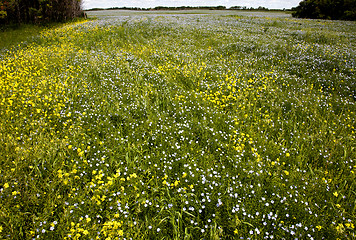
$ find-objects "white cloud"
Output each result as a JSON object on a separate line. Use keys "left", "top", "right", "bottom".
{"left": 83, "top": 0, "right": 301, "bottom": 10}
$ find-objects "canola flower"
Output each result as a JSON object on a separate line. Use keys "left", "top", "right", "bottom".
{"left": 0, "top": 13, "right": 355, "bottom": 239}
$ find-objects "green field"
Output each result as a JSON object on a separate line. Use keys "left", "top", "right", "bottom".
{"left": 0, "top": 10, "right": 355, "bottom": 239}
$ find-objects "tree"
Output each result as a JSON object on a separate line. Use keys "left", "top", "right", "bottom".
{"left": 292, "top": 0, "right": 356, "bottom": 20}
{"left": 0, "top": 0, "right": 84, "bottom": 24}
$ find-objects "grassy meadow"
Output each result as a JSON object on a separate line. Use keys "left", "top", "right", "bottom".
{"left": 0, "top": 11, "right": 355, "bottom": 239}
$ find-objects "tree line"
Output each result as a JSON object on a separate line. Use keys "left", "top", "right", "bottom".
{"left": 292, "top": 0, "right": 356, "bottom": 20}
{"left": 88, "top": 6, "right": 288, "bottom": 12}
{"left": 0, "top": 0, "right": 84, "bottom": 24}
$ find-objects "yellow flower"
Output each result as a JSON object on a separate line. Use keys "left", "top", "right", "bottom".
{"left": 336, "top": 223, "right": 344, "bottom": 233}
{"left": 333, "top": 192, "right": 338, "bottom": 197}
{"left": 78, "top": 150, "right": 84, "bottom": 157}
{"left": 284, "top": 170, "right": 289, "bottom": 176}
{"left": 234, "top": 229, "right": 238, "bottom": 235}
{"left": 286, "top": 153, "right": 290, "bottom": 157}
{"left": 4, "top": 183, "right": 9, "bottom": 189}
{"left": 316, "top": 225, "right": 322, "bottom": 231}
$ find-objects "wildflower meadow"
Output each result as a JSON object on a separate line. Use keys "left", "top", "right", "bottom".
{"left": 0, "top": 11, "right": 355, "bottom": 239}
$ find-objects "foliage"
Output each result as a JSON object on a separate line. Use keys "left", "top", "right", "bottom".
{"left": 0, "top": 12, "right": 355, "bottom": 239}
{"left": 292, "top": 0, "right": 356, "bottom": 20}
{"left": 0, "top": 0, "right": 83, "bottom": 24}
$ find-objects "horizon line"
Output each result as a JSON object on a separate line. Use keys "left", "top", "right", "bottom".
{"left": 84, "top": 5, "right": 293, "bottom": 11}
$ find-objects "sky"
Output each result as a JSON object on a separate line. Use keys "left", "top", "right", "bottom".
{"left": 83, "top": 0, "right": 302, "bottom": 10}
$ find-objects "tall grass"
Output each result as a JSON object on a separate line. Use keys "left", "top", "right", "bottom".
{"left": 0, "top": 24, "right": 46, "bottom": 50}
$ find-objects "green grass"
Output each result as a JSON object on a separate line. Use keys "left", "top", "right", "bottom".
{"left": 0, "top": 12, "right": 355, "bottom": 239}
{"left": 0, "top": 18, "right": 90, "bottom": 50}
{"left": 0, "top": 24, "right": 47, "bottom": 50}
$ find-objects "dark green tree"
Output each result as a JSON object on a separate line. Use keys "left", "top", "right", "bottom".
{"left": 0, "top": 0, "right": 83, "bottom": 24}
{"left": 292, "top": 0, "right": 356, "bottom": 20}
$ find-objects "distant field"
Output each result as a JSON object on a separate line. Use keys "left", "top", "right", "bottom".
{"left": 0, "top": 11, "right": 355, "bottom": 239}
{"left": 86, "top": 9, "right": 293, "bottom": 18}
